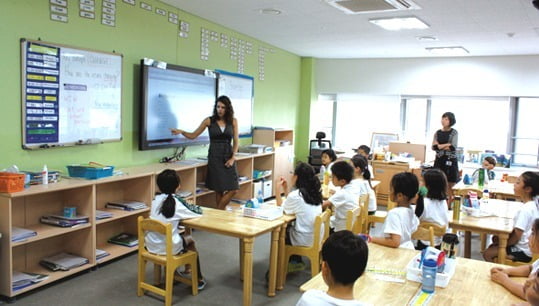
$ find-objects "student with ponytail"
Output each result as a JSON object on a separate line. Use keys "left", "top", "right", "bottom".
{"left": 350, "top": 154, "right": 377, "bottom": 214}
{"left": 276, "top": 162, "right": 323, "bottom": 271}
{"left": 145, "top": 169, "right": 207, "bottom": 290}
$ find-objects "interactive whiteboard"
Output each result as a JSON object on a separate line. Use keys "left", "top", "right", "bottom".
{"left": 21, "top": 39, "right": 122, "bottom": 149}
{"left": 216, "top": 70, "right": 253, "bottom": 137}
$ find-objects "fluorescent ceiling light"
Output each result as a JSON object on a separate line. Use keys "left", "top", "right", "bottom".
{"left": 417, "top": 35, "right": 438, "bottom": 42}
{"left": 369, "top": 16, "right": 429, "bottom": 30}
{"left": 426, "top": 46, "right": 469, "bottom": 56}
{"left": 259, "top": 8, "right": 281, "bottom": 15}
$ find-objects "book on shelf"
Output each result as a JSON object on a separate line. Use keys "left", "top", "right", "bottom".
{"left": 106, "top": 200, "right": 148, "bottom": 211}
{"left": 96, "top": 249, "right": 110, "bottom": 261}
{"left": 22, "top": 170, "right": 60, "bottom": 185}
{"left": 12, "top": 226, "right": 37, "bottom": 242}
{"left": 39, "top": 252, "right": 89, "bottom": 271}
{"left": 176, "top": 190, "right": 192, "bottom": 198}
{"left": 40, "top": 215, "right": 89, "bottom": 228}
{"left": 96, "top": 210, "right": 113, "bottom": 220}
{"left": 108, "top": 232, "right": 138, "bottom": 247}
{"left": 12, "top": 271, "right": 49, "bottom": 291}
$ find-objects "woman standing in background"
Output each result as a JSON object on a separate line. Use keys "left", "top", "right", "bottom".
{"left": 432, "top": 112, "right": 458, "bottom": 205}
{"left": 171, "top": 96, "right": 239, "bottom": 209}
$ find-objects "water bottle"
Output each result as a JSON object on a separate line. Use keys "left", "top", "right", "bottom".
{"left": 421, "top": 258, "right": 437, "bottom": 293}
{"left": 478, "top": 168, "right": 485, "bottom": 189}
{"left": 319, "top": 165, "right": 326, "bottom": 181}
{"left": 257, "top": 189, "right": 264, "bottom": 205}
{"left": 42, "top": 165, "right": 48, "bottom": 185}
{"left": 452, "top": 196, "right": 461, "bottom": 221}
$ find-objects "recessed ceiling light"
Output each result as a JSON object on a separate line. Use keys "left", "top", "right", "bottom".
{"left": 417, "top": 36, "right": 438, "bottom": 42}
{"left": 369, "top": 16, "right": 429, "bottom": 31}
{"left": 259, "top": 8, "right": 281, "bottom": 15}
{"left": 426, "top": 46, "right": 469, "bottom": 56}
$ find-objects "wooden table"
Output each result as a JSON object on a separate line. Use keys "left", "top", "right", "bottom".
{"left": 453, "top": 180, "right": 516, "bottom": 199}
{"left": 181, "top": 207, "right": 284, "bottom": 306}
{"left": 300, "top": 244, "right": 523, "bottom": 305}
{"left": 449, "top": 199, "right": 521, "bottom": 263}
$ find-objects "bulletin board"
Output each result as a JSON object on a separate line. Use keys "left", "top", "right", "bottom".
{"left": 215, "top": 69, "right": 253, "bottom": 137}
{"left": 21, "top": 39, "right": 122, "bottom": 149}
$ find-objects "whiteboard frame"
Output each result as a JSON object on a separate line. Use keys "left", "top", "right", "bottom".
{"left": 20, "top": 38, "right": 123, "bottom": 149}
{"left": 215, "top": 69, "right": 254, "bottom": 138}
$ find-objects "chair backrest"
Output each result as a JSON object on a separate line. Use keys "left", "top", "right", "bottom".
{"left": 456, "top": 188, "right": 483, "bottom": 199}
{"left": 506, "top": 176, "right": 518, "bottom": 184}
{"left": 411, "top": 222, "right": 447, "bottom": 246}
{"left": 345, "top": 206, "right": 362, "bottom": 234}
{"left": 358, "top": 193, "right": 369, "bottom": 233}
{"left": 313, "top": 209, "right": 332, "bottom": 249}
{"left": 138, "top": 216, "right": 174, "bottom": 258}
{"left": 386, "top": 198, "right": 397, "bottom": 211}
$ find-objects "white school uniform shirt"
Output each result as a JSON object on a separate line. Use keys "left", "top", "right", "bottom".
{"left": 145, "top": 194, "right": 201, "bottom": 255}
{"left": 512, "top": 200, "right": 539, "bottom": 257}
{"left": 350, "top": 178, "right": 377, "bottom": 212}
{"left": 329, "top": 184, "right": 359, "bottom": 232}
{"left": 382, "top": 206, "right": 419, "bottom": 249}
{"left": 419, "top": 198, "right": 449, "bottom": 246}
{"left": 296, "top": 290, "right": 370, "bottom": 306}
{"left": 531, "top": 259, "right": 539, "bottom": 276}
{"left": 283, "top": 189, "right": 323, "bottom": 247}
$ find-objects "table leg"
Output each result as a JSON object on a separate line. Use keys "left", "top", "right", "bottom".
{"left": 276, "top": 223, "right": 287, "bottom": 290}
{"left": 242, "top": 237, "right": 254, "bottom": 306}
{"left": 497, "top": 234, "right": 508, "bottom": 263}
{"left": 464, "top": 231, "right": 471, "bottom": 258}
{"left": 239, "top": 238, "right": 244, "bottom": 281}
{"left": 267, "top": 226, "right": 280, "bottom": 297}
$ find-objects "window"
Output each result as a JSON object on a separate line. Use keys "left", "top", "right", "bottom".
{"left": 311, "top": 95, "right": 335, "bottom": 143}
{"left": 513, "top": 98, "right": 539, "bottom": 167}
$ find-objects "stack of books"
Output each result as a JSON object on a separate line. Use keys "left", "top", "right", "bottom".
{"left": 96, "top": 249, "right": 110, "bottom": 261}
{"left": 39, "top": 252, "right": 89, "bottom": 271}
{"left": 12, "top": 226, "right": 37, "bottom": 242}
{"left": 106, "top": 200, "right": 148, "bottom": 211}
{"left": 22, "top": 170, "right": 60, "bottom": 185}
{"left": 96, "top": 210, "right": 113, "bottom": 220}
{"left": 176, "top": 190, "right": 192, "bottom": 197}
{"left": 108, "top": 232, "right": 138, "bottom": 247}
{"left": 12, "top": 271, "right": 48, "bottom": 291}
{"left": 40, "top": 214, "right": 89, "bottom": 227}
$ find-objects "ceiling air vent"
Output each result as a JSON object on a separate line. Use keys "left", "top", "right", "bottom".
{"left": 326, "top": 0, "right": 421, "bottom": 14}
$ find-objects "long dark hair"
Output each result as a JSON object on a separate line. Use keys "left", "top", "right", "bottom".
{"left": 294, "top": 162, "right": 322, "bottom": 206}
{"left": 351, "top": 154, "right": 373, "bottom": 189}
{"left": 521, "top": 171, "right": 539, "bottom": 198}
{"left": 156, "top": 169, "right": 181, "bottom": 218}
{"left": 390, "top": 172, "right": 423, "bottom": 217}
{"left": 424, "top": 169, "right": 448, "bottom": 200}
{"left": 212, "top": 95, "right": 234, "bottom": 125}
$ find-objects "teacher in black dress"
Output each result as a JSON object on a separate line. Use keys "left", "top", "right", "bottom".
{"left": 171, "top": 96, "right": 239, "bottom": 210}
{"left": 432, "top": 112, "right": 458, "bottom": 204}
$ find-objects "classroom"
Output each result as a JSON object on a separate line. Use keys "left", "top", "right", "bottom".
{"left": 1, "top": 0, "right": 539, "bottom": 305}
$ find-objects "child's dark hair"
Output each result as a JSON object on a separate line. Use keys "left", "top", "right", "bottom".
{"left": 294, "top": 162, "right": 322, "bottom": 205}
{"left": 322, "top": 230, "right": 368, "bottom": 286}
{"left": 351, "top": 154, "right": 373, "bottom": 189}
{"left": 521, "top": 171, "right": 539, "bottom": 198}
{"left": 391, "top": 172, "right": 423, "bottom": 217}
{"left": 156, "top": 169, "right": 181, "bottom": 218}
{"left": 442, "top": 112, "right": 456, "bottom": 127}
{"left": 322, "top": 149, "right": 337, "bottom": 163}
{"left": 357, "top": 145, "right": 370, "bottom": 155}
{"left": 484, "top": 156, "right": 497, "bottom": 166}
{"left": 331, "top": 161, "right": 354, "bottom": 184}
{"left": 415, "top": 169, "right": 447, "bottom": 217}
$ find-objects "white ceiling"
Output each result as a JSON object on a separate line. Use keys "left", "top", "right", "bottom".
{"left": 160, "top": 0, "right": 539, "bottom": 58}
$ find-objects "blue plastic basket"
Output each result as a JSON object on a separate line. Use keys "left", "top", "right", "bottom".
{"left": 67, "top": 165, "right": 114, "bottom": 179}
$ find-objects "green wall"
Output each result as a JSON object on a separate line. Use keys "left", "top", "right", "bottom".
{"left": 0, "top": 0, "right": 303, "bottom": 172}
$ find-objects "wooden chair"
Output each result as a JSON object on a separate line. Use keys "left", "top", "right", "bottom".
{"left": 281, "top": 209, "right": 331, "bottom": 286}
{"left": 506, "top": 176, "right": 518, "bottom": 183}
{"left": 345, "top": 206, "right": 362, "bottom": 234}
{"left": 366, "top": 198, "right": 397, "bottom": 234}
{"left": 504, "top": 254, "right": 539, "bottom": 267}
{"left": 137, "top": 216, "right": 199, "bottom": 306}
{"left": 411, "top": 222, "right": 447, "bottom": 247}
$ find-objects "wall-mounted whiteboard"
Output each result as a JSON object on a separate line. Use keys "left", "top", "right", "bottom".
{"left": 21, "top": 39, "right": 122, "bottom": 149}
{"left": 216, "top": 70, "right": 253, "bottom": 137}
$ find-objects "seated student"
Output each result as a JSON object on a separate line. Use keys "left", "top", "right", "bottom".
{"left": 296, "top": 230, "right": 369, "bottom": 306}
{"left": 356, "top": 145, "right": 374, "bottom": 178}
{"left": 276, "top": 162, "right": 323, "bottom": 272}
{"left": 321, "top": 149, "right": 338, "bottom": 175}
{"left": 415, "top": 169, "right": 449, "bottom": 250}
{"left": 323, "top": 161, "right": 358, "bottom": 232}
{"left": 370, "top": 172, "right": 421, "bottom": 249}
{"left": 491, "top": 218, "right": 539, "bottom": 300}
{"left": 520, "top": 271, "right": 539, "bottom": 306}
{"left": 484, "top": 172, "right": 539, "bottom": 262}
{"left": 145, "top": 169, "right": 206, "bottom": 290}
{"left": 472, "top": 156, "right": 497, "bottom": 183}
{"left": 350, "top": 154, "right": 377, "bottom": 215}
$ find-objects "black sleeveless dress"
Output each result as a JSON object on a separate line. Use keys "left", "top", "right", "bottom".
{"left": 205, "top": 118, "right": 239, "bottom": 192}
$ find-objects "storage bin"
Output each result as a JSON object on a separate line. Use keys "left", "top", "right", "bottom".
{"left": 243, "top": 204, "right": 283, "bottom": 221}
{"left": 0, "top": 172, "right": 25, "bottom": 193}
{"left": 406, "top": 253, "right": 456, "bottom": 288}
{"left": 67, "top": 165, "right": 114, "bottom": 179}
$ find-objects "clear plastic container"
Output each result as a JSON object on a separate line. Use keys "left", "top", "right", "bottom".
{"left": 421, "top": 259, "right": 437, "bottom": 293}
